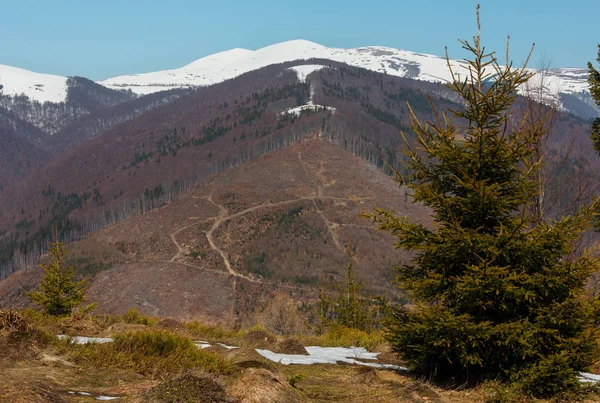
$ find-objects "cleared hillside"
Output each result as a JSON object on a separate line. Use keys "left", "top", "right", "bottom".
{"left": 0, "top": 139, "right": 431, "bottom": 322}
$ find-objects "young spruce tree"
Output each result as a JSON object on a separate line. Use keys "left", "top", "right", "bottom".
{"left": 317, "top": 253, "right": 373, "bottom": 332}
{"left": 362, "top": 8, "right": 599, "bottom": 396}
{"left": 26, "top": 226, "right": 86, "bottom": 316}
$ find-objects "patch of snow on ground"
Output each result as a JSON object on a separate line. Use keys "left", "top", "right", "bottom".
{"left": 217, "top": 343, "right": 239, "bottom": 349}
{"left": 57, "top": 335, "right": 113, "bottom": 344}
{"left": 256, "top": 346, "right": 407, "bottom": 371}
{"left": 281, "top": 78, "right": 336, "bottom": 116}
{"left": 58, "top": 334, "right": 598, "bottom": 383}
{"left": 578, "top": 372, "right": 600, "bottom": 383}
{"left": 194, "top": 340, "right": 212, "bottom": 349}
{"left": 288, "top": 65, "right": 327, "bottom": 82}
{"left": 68, "top": 391, "right": 120, "bottom": 400}
{"left": 282, "top": 104, "right": 336, "bottom": 116}
{"left": 194, "top": 341, "right": 238, "bottom": 349}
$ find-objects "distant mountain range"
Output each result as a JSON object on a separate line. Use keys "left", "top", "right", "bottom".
{"left": 1, "top": 40, "right": 598, "bottom": 119}
{"left": 0, "top": 40, "right": 598, "bottom": 321}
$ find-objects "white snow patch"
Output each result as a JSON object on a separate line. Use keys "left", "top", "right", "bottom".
{"left": 288, "top": 65, "right": 327, "bottom": 82}
{"left": 281, "top": 79, "right": 336, "bottom": 116}
{"left": 217, "top": 343, "right": 239, "bottom": 350}
{"left": 68, "top": 391, "right": 120, "bottom": 400}
{"left": 282, "top": 104, "right": 336, "bottom": 116}
{"left": 578, "top": 372, "right": 600, "bottom": 383}
{"left": 194, "top": 340, "right": 212, "bottom": 349}
{"left": 256, "top": 346, "right": 407, "bottom": 371}
{"left": 0, "top": 64, "right": 68, "bottom": 103}
{"left": 194, "top": 341, "right": 238, "bottom": 349}
{"left": 57, "top": 335, "right": 113, "bottom": 344}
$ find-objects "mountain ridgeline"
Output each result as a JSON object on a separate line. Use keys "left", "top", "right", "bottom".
{"left": 0, "top": 76, "right": 137, "bottom": 135}
{"left": 0, "top": 58, "right": 596, "bottom": 282}
{"left": 0, "top": 61, "right": 446, "bottom": 277}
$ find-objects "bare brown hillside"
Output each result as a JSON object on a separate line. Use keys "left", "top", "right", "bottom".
{"left": 0, "top": 138, "right": 430, "bottom": 322}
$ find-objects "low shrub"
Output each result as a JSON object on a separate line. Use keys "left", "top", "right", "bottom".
{"left": 481, "top": 380, "right": 526, "bottom": 403}
{"left": 513, "top": 353, "right": 585, "bottom": 399}
{"left": 288, "top": 371, "right": 305, "bottom": 388}
{"left": 122, "top": 309, "right": 158, "bottom": 326}
{"left": 254, "top": 293, "right": 307, "bottom": 336}
{"left": 273, "top": 338, "right": 308, "bottom": 355}
{"left": 19, "top": 308, "right": 63, "bottom": 335}
{"left": 59, "top": 305, "right": 101, "bottom": 336}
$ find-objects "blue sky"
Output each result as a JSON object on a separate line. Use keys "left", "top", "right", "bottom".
{"left": 1, "top": 0, "right": 598, "bottom": 80}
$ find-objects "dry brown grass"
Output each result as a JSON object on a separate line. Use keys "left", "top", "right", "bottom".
{"left": 0, "top": 309, "right": 51, "bottom": 361}
{"left": 145, "top": 372, "right": 232, "bottom": 403}
{"left": 240, "top": 329, "right": 278, "bottom": 350}
{"left": 58, "top": 313, "right": 102, "bottom": 337}
{"left": 0, "top": 309, "right": 33, "bottom": 334}
{"left": 224, "top": 346, "right": 277, "bottom": 372}
{"left": 2, "top": 310, "right": 600, "bottom": 402}
{"left": 300, "top": 325, "right": 387, "bottom": 352}
{"left": 67, "top": 329, "right": 234, "bottom": 377}
{"left": 228, "top": 368, "right": 304, "bottom": 403}
{"left": 157, "top": 317, "right": 186, "bottom": 331}
{"left": 286, "top": 364, "right": 451, "bottom": 403}
{"left": 0, "top": 380, "right": 68, "bottom": 403}
{"left": 272, "top": 338, "right": 308, "bottom": 355}
{"left": 101, "top": 322, "right": 148, "bottom": 337}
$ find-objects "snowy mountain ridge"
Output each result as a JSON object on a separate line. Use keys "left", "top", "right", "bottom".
{"left": 98, "top": 40, "right": 592, "bottom": 107}
{"left": 0, "top": 40, "right": 594, "bottom": 114}
{"left": 0, "top": 64, "right": 68, "bottom": 104}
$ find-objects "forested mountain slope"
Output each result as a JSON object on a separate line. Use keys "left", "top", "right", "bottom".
{"left": 0, "top": 60, "right": 595, "bottom": 283}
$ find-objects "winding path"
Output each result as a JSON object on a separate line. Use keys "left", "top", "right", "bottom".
{"left": 165, "top": 143, "right": 373, "bottom": 293}
{"left": 298, "top": 147, "right": 345, "bottom": 253}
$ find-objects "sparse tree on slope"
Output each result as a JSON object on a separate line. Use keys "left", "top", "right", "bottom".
{"left": 26, "top": 227, "right": 86, "bottom": 316}
{"left": 317, "top": 252, "right": 373, "bottom": 333}
{"left": 361, "top": 8, "right": 599, "bottom": 397}
{"left": 589, "top": 44, "right": 600, "bottom": 154}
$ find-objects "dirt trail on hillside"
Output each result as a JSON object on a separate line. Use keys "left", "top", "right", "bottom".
{"left": 169, "top": 194, "right": 311, "bottom": 282}
{"left": 166, "top": 141, "right": 373, "bottom": 292}
{"left": 298, "top": 146, "right": 345, "bottom": 253}
{"left": 170, "top": 205, "right": 216, "bottom": 261}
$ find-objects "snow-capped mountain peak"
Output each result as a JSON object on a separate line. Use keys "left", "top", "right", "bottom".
{"left": 0, "top": 40, "right": 594, "bottom": 117}
{"left": 183, "top": 48, "right": 253, "bottom": 69}
{"left": 98, "top": 39, "right": 592, "bottom": 112}
{"left": 0, "top": 64, "right": 68, "bottom": 104}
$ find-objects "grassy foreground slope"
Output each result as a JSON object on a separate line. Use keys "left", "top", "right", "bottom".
{"left": 6, "top": 309, "right": 597, "bottom": 402}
